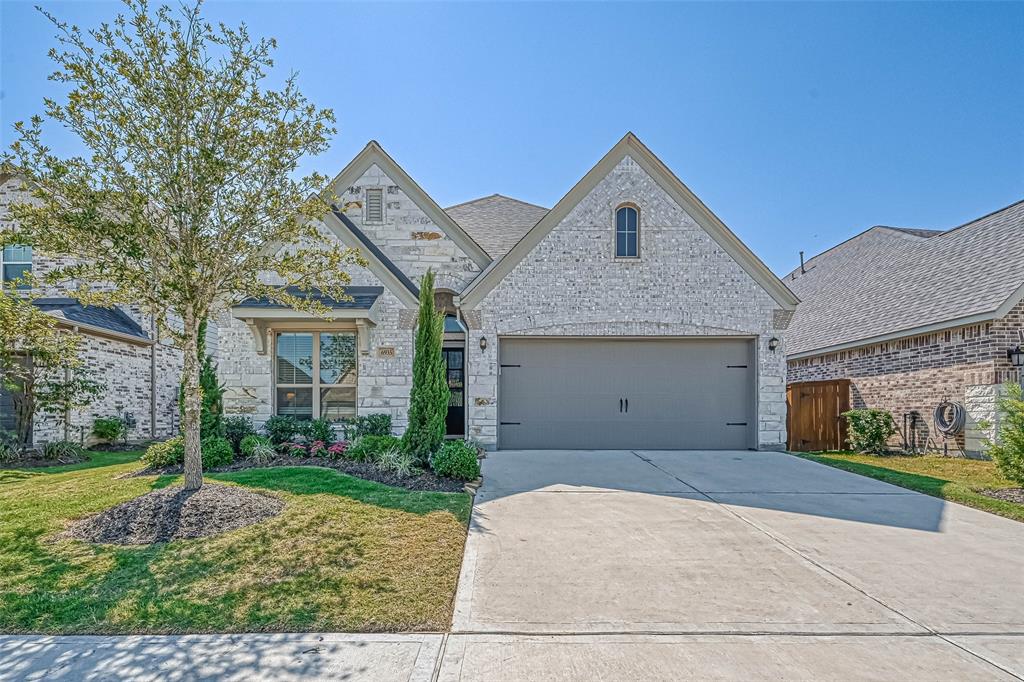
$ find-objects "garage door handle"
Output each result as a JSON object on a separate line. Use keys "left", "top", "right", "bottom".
{"left": 625, "top": 398, "right": 628, "bottom": 413}
{"left": 619, "top": 398, "right": 623, "bottom": 413}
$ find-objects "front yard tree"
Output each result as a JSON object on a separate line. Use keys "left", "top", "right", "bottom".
{"left": 4, "top": 0, "right": 361, "bottom": 488}
{"left": 402, "top": 269, "right": 450, "bottom": 464}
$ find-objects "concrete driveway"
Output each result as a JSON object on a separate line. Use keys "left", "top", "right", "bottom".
{"left": 445, "top": 449, "right": 1024, "bottom": 680}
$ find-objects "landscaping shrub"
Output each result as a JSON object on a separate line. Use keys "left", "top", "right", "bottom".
{"left": 346, "top": 434, "right": 402, "bottom": 463}
{"left": 200, "top": 436, "right": 234, "bottom": 468}
{"left": 0, "top": 430, "right": 19, "bottom": 463}
{"left": 326, "top": 441, "right": 348, "bottom": 460}
{"left": 301, "top": 418, "right": 336, "bottom": 445}
{"left": 345, "top": 413, "right": 392, "bottom": 439}
{"left": 376, "top": 446, "right": 415, "bottom": 477}
{"left": 240, "top": 434, "right": 271, "bottom": 457}
{"left": 264, "top": 415, "right": 299, "bottom": 445}
{"left": 402, "top": 269, "right": 449, "bottom": 464}
{"left": 308, "top": 440, "right": 328, "bottom": 457}
{"left": 223, "top": 416, "right": 256, "bottom": 452}
{"left": 842, "top": 408, "right": 897, "bottom": 454}
{"left": 41, "top": 440, "right": 82, "bottom": 461}
{"left": 92, "top": 416, "right": 127, "bottom": 444}
{"left": 280, "top": 442, "right": 307, "bottom": 457}
{"left": 248, "top": 442, "right": 276, "bottom": 465}
{"left": 986, "top": 382, "right": 1024, "bottom": 485}
{"left": 142, "top": 437, "right": 185, "bottom": 468}
{"left": 431, "top": 440, "right": 480, "bottom": 481}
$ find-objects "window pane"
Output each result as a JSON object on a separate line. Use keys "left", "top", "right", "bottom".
{"left": 321, "top": 386, "right": 356, "bottom": 421}
{"left": 626, "top": 232, "right": 638, "bottom": 257}
{"left": 276, "top": 333, "right": 313, "bottom": 384}
{"left": 320, "top": 333, "right": 356, "bottom": 385}
{"left": 277, "top": 387, "right": 313, "bottom": 420}
{"left": 616, "top": 208, "right": 628, "bottom": 232}
{"left": 3, "top": 263, "right": 31, "bottom": 287}
{"left": 616, "top": 232, "right": 629, "bottom": 257}
{"left": 626, "top": 207, "right": 637, "bottom": 231}
{"left": 444, "top": 350, "right": 463, "bottom": 370}
{"left": 3, "top": 245, "right": 31, "bottom": 262}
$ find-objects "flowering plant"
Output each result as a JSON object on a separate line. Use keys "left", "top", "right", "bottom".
{"left": 308, "top": 440, "right": 327, "bottom": 457}
{"left": 326, "top": 441, "right": 348, "bottom": 460}
{"left": 284, "top": 442, "right": 306, "bottom": 457}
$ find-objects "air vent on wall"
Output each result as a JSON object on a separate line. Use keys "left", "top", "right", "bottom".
{"left": 365, "top": 188, "right": 384, "bottom": 223}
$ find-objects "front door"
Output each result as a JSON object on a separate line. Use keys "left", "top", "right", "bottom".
{"left": 442, "top": 348, "right": 465, "bottom": 435}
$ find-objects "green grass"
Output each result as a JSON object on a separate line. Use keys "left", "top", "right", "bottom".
{"left": 0, "top": 450, "right": 472, "bottom": 634}
{"left": 795, "top": 451, "right": 1024, "bottom": 523}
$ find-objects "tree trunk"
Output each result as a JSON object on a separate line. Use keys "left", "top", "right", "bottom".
{"left": 181, "top": 321, "right": 203, "bottom": 490}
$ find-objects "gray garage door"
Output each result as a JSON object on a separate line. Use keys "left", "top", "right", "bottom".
{"left": 498, "top": 338, "right": 755, "bottom": 450}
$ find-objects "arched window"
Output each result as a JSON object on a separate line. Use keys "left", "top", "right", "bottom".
{"left": 615, "top": 205, "right": 638, "bottom": 258}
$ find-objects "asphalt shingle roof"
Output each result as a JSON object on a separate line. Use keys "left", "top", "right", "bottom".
{"left": 785, "top": 200, "right": 1024, "bottom": 356}
{"left": 236, "top": 286, "right": 384, "bottom": 309}
{"left": 33, "top": 299, "right": 149, "bottom": 340}
{"left": 445, "top": 194, "right": 548, "bottom": 259}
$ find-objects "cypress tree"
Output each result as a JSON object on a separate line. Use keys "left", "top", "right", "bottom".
{"left": 403, "top": 269, "right": 449, "bottom": 463}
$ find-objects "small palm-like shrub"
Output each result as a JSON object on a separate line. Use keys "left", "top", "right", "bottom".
{"left": 248, "top": 443, "right": 276, "bottom": 465}
{"left": 987, "top": 382, "right": 1024, "bottom": 485}
{"left": 92, "top": 416, "right": 126, "bottom": 444}
{"left": 240, "top": 434, "right": 271, "bottom": 457}
{"left": 431, "top": 440, "right": 480, "bottom": 481}
{"left": 376, "top": 446, "right": 416, "bottom": 477}
{"left": 41, "top": 440, "right": 82, "bottom": 461}
{"left": 346, "top": 434, "right": 402, "bottom": 463}
{"left": 200, "top": 436, "right": 234, "bottom": 468}
{"left": 142, "top": 437, "right": 185, "bottom": 468}
{"left": 263, "top": 415, "right": 298, "bottom": 445}
{"left": 842, "top": 408, "right": 897, "bottom": 454}
{"left": 0, "top": 431, "right": 19, "bottom": 463}
{"left": 223, "top": 416, "right": 256, "bottom": 452}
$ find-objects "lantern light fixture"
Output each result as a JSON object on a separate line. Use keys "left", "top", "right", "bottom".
{"left": 1008, "top": 345, "right": 1024, "bottom": 368}
{"left": 768, "top": 337, "right": 780, "bottom": 352}
{"left": 479, "top": 336, "right": 488, "bottom": 351}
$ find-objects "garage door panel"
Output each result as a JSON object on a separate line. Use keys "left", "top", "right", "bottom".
{"left": 498, "top": 338, "right": 755, "bottom": 450}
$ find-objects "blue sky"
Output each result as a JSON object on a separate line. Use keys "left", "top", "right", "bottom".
{"left": 2, "top": 1, "right": 1022, "bottom": 275}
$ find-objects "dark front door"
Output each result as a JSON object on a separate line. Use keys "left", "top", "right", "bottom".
{"left": 442, "top": 348, "right": 465, "bottom": 435}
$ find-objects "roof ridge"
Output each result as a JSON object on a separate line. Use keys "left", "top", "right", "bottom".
{"left": 445, "top": 193, "right": 548, "bottom": 212}
{"left": 926, "top": 197, "right": 1024, "bottom": 241}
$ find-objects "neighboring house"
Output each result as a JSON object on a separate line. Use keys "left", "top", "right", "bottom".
{"left": 785, "top": 200, "right": 1024, "bottom": 455}
{"left": 220, "top": 133, "right": 798, "bottom": 450}
{"left": 0, "top": 174, "right": 184, "bottom": 445}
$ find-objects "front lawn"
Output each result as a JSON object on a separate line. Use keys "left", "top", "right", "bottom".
{"left": 0, "top": 450, "right": 472, "bottom": 633}
{"left": 796, "top": 451, "right": 1024, "bottom": 523}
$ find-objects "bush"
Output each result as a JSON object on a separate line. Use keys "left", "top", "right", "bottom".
{"left": 264, "top": 415, "right": 298, "bottom": 445}
{"left": 248, "top": 442, "right": 276, "bottom": 465}
{"left": 142, "top": 437, "right": 185, "bottom": 468}
{"left": 402, "top": 270, "right": 449, "bottom": 464}
{"left": 301, "top": 418, "right": 336, "bottom": 445}
{"left": 345, "top": 413, "right": 392, "bottom": 439}
{"left": 200, "top": 436, "right": 234, "bottom": 468}
{"left": 842, "top": 408, "right": 897, "bottom": 454}
{"left": 240, "top": 434, "right": 271, "bottom": 457}
{"left": 376, "top": 446, "right": 415, "bottom": 477}
{"left": 308, "top": 440, "right": 328, "bottom": 457}
{"left": 346, "top": 434, "right": 402, "bottom": 463}
{"left": 280, "top": 442, "right": 307, "bottom": 457}
{"left": 92, "top": 416, "right": 127, "bottom": 444}
{"left": 326, "top": 441, "right": 348, "bottom": 460}
{"left": 987, "top": 383, "right": 1024, "bottom": 485}
{"left": 431, "top": 440, "right": 480, "bottom": 481}
{"left": 0, "top": 430, "right": 19, "bottom": 463}
{"left": 223, "top": 416, "right": 256, "bottom": 452}
{"left": 41, "top": 440, "right": 82, "bottom": 461}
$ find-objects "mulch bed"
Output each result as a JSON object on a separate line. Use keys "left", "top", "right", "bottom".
{"left": 979, "top": 488, "right": 1024, "bottom": 504}
{"left": 2, "top": 454, "right": 87, "bottom": 469}
{"left": 66, "top": 483, "right": 285, "bottom": 545}
{"left": 137, "top": 456, "right": 467, "bottom": 493}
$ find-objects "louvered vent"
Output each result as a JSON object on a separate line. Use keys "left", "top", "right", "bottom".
{"left": 365, "top": 188, "right": 384, "bottom": 222}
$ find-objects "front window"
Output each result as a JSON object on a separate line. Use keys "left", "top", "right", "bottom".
{"left": 614, "top": 206, "right": 638, "bottom": 258}
{"left": 275, "top": 331, "right": 357, "bottom": 421}
{"left": 2, "top": 244, "right": 32, "bottom": 288}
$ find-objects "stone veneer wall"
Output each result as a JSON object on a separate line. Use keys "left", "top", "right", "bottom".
{"left": 787, "top": 298, "right": 1024, "bottom": 455}
{"left": 465, "top": 155, "right": 790, "bottom": 450}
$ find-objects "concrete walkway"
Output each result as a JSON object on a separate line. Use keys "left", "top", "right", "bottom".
{"left": 3, "top": 450, "right": 1023, "bottom": 680}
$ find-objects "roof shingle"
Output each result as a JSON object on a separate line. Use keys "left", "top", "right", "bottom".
{"left": 33, "top": 299, "right": 149, "bottom": 340}
{"left": 445, "top": 194, "right": 548, "bottom": 259}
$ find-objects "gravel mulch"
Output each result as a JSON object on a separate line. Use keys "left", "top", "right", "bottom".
{"left": 66, "top": 483, "right": 284, "bottom": 545}
{"left": 137, "top": 456, "right": 467, "bottom": 493}
{"left": 979, "top": 488, "right": 1024, "bottom": 504}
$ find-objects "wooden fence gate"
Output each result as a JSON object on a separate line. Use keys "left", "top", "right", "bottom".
{"left": 786, "top": 379, "right": 850, "bottom": 452}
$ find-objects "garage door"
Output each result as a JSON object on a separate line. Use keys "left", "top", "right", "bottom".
{"left": 498, "top": 338, "right": 755, "bottom": 450}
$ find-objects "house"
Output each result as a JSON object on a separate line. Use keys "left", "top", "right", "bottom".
{"left": 785, "top": 200, "right": 1024, "bottom": 455}
{"left": 219, "top": 133, "right": 799, "bottom": 450}
{"left": 0, "top": 174, "right": 185, "bottom": 445}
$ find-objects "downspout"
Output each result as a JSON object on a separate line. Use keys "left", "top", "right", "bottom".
{"left": 458, "top": 305, "right": 470, "bottom": 442}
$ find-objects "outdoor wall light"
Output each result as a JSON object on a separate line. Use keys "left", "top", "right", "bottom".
{"left": 1008, "top": 345, "right": 1024, "bottom": 368}
{"left": 768, "top": 337, "right": 780, "bottom": 352}
{"left": 479, "top": 336, "right": 488, "bottom": 351}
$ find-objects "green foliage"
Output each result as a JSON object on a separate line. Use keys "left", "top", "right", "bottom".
{"left": 347, "top": 435, "right": 403, "bottom": 463}
{"left": 240, "top": 434, "right": 271, "bottom": 457}
{"left": 200, "top": 436, "right": 234, "bottom": 468}
{"left": 300, "top": 418, "right": 336, "bottom": 445}
{"left": 345, "top": 413, "right": 392, "bottom": 439}
{"left": 264, "top": 415, "right": 299, "bottom": 445}
{"left": 223, "top": 416, "right": 256, "bottom": 452}
{"left": 142, "top": 437, "right": 185, "bottom": 468}
{"left": 181, "top": 319, "right": 225, "bottom": 440}
{"left": 842, "top": 408, "right": 897, "bottom": 454}
{"left": 0, "top": 430, "right": 19, "bottom": 463}
{"left": 248, "top": 442, "right": 276, "bottom": 465}
{"left": 41, "top": 440, "right": 82, "bottom": 462}
{"left": 402, "top": 270, "right": 449, "bottom": 464}
{"left": 986, "top": 383, "right": 1024, "bottom": 485}
{"left": 376, "top": 446, "right": 416, "bottom": 477}
{"left": 430, "top": 440, "right": 481, "bottom": 481}
{"left": 92, "top": 416, "right": 127, "bottom": 444}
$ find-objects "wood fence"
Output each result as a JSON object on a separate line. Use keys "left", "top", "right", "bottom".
{"left": 786, "top": 379, "right": 850, "bottom": 452}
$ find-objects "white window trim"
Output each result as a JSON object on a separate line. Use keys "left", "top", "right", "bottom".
{"left": 273, "top": 330, "right": 358, "bottom": 422}
{"left": 1, "top": 244, "right": 32, "bottom": 287}
{"left": 613, "top": 203, "right": 641, "bottom": 260}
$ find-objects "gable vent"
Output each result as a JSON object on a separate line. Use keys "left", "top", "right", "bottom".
{"left": 365, "top": 188, "right": 384, "bottom": 223}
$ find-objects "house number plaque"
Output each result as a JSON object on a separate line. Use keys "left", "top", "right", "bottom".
{"left": 377, "top": 347, "right": 396, "bottom": 358}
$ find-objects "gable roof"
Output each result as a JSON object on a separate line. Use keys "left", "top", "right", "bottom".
{"left": 324, "top": 141, "right": 492, "bottom": 270}
{"left": 459, "top": 132, "right": 799, "bottom": 310}
{"left": 786, "top": 199, "right": 1024, "bottom": 358}
{"left": 320, "top": 206, "right": 420, "bottom": 308}
{"left": 33, "top": 298, "right": 151, "bottom": 343}
{"left": 445, "top": 194, "right": 548, "bottom": 259}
